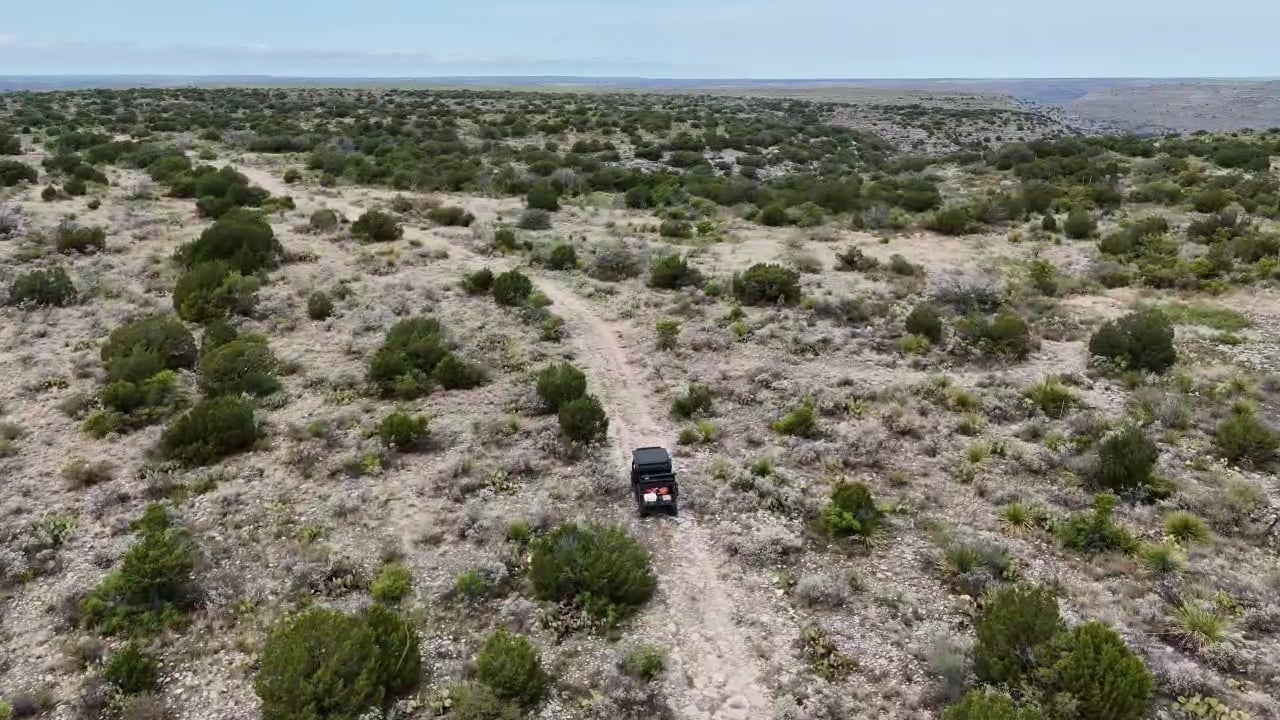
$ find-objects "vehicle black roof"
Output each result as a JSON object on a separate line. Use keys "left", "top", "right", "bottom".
{"left": 632, "top": 446, "right": 671, "bottom": 465}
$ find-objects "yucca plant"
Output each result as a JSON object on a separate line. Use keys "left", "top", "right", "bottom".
{"left": 1168, "top": 601, "right": 1231, "bottom": 652}
{"left": 1164, "top": 510, "right": 1210, "bottom": 545}
{"left": 998, "top": 502, "right": 1034, "bottom": 536}
{"left": 1140, "top": 542, "right": 1187, "bottom": 576}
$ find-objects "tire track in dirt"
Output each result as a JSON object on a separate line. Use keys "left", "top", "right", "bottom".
{"left": 235, "top": 163, "right": 772, "bottom": 719}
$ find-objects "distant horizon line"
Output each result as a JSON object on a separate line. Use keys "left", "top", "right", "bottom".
{"left": 3, "top": 74, "right": 1279, "bottom": 81}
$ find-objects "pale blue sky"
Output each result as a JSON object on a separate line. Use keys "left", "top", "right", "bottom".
{"left": 3, "top": 0, "right": 1278, "bottom": 78}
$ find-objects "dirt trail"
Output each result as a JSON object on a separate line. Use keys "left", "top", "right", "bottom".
{"left": 235, "top": 163, "right": 773, "bottom": 720}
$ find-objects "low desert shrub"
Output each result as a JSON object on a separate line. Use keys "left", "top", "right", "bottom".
{"left": 1214, "top": 407, "right": 1278, "bottom": 466}
{"left": 352, "top": 210, "right": 403, "bottom": 242}
{"left": 773, "top": 400, "right": 818, "bottom": 437}
{"left": 526, "top": 184, "right": 560, "bottom": 211}
{"left": 462, "top": 268, "right": 494, "bottom": 294}
{"left": 1057, "top": 494, "right": 1137, "bottom": 555}
{"left": 378, "top": 412, "right": 429, "bottom": 451}
{"left": 974, "top": 583, "right": 1063, "bottom": 684}
{"left": 1091, "top": 424, "right": 1159, "bottom": 492}
{"left": 7, "top": 267, "right": 76, "bottom": 307}
{"left": 159, "top": 396, "right": 259, "bottom": 466}
{"left": 733, "top": 263, "right": 800, "bottom": 305}
{"left": 516, "top": 209, "right": 552, "bottom": 230}
{"left": 822, "top": 481, "right": 883, "bottom": 539}
{"left": 475, "top": 630, "right": 548, "bottom": 708}
{"left": 1088, "top": 309, "right": 1176, "bottom": 373}
{"left": 1040, "top": 621, "right": 1152, "bottom": 720}
{"left": 173, "top": 261, "right": 259, "bottom": 323}
{"left": 103, "top": 643, "right": 159, "bottom": 695}
{"left": 659, "top": 219, "right": 693, "bottom": 238}
{"left": 433, "top": 352, "right": 487, "bottom": 390}
{"left": 529, "top": 522, "right": 656, "bottom": 624}
{"left": 56, "top": 222, "right": 106, "bottom": 253}
{"left": 102, "top": 316, "right": 197, "bottom": 372}
{"left": 943, "top": 689, "right": 1043, "bottom": 720}
{"left": 492, "top": 270, "right": 533, "bottom": 306}
{"left": 535, "top": 362, "right": 587, "bottom": 412}
{"left": 588, "top": 241, "right": 641, "bottom": 281}
{"left": 670, "top": 383, "right": 713, "bottom": 419}
{"left": 367, "top": 317, "right": 447, "bottom": 399}
{"left": 905, "top": 303, "right": 943, "bottom": 343}
{"left": 82, "top": 505, "right": 197, "bottom": 636}
{"left": 306, "top": 291, "right": 333, "bottom": 320}
{"left": 427, "top": 205, "right": 475, "bottom": 227}
{"left": 1024, "top": 377, "right": 1077, "bottom": 419}
{"left": 834, "top": 246, "right": 880, "bottom": 272}
{"left": 1063, "top": 210, "right": 1097, "bottom": 239}
{"left": 558, "top": 394, "right": 608, "bottom": 445}
{"left": 198, "top": 336, "right": 280, "bottom": 397}
{"left": 371, "top": 562, "right": 413, "bottom": 603}
{"left": 648, "top": 253, "right": 703, "bottom": 289}
{"left": 308, "top": 208, "right": 338, "bottom": 232}
{"left": 254, "top": 605, "right": 421, "bottom": 720}
{"left": 620, "top": 645, "right": 666, "bottom": 683}
{"left": 543, "top": 242, "right": 577, "bottom": 271}
{"left": 957, "top": 311, "right": 1030, "bottom": 359}
{"left": 179, "top": 209, "right": 281, "bottom": 274}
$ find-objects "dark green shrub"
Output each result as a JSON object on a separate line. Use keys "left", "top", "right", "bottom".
{"left": 367, "top": 317, "right": 446, "bottom": 399}
{"left": 352, "top": 210, "right": 403, "bottom": 242}
{"left": 1087, "top": 309, "right": 1176, "bottom": 373}
{"left": 55, "top": 223, "right": 106, "bottom": 253}
{"left": 1041, "top": 621, "right": 1152, "bottom": 720}
{"left": 757, "top": 203, "right": 789, "bottom": 226}
{"left": 659, "top": 219, "right": 693, "bottom": 238}
{"left": 0, "top": 133, "right": 20, "bottom": 155}
{"left": 159, "top": 396, "right": 259, "bottom": 466}
{"left": 1214, "top": 408, "right": 1278, "bottom": 466}
{"left": 649, "top": 253, "right": 703, "bottom": 289}
{"left": 306, "top": 291, "right": 333, "bottom": 320}
{"left": 8, "top": 267, "right": 76, "bottom": 307}
{"left": 201, "top": 319, "right": 239, "bottom": 357}
{"left": 173, "top": 261, "right": 259, "bottom": 323}
{"left": 529, "top": 522, "right": 656, "bottom": 624}
{"left": 1092, "top": 425, "right": 1158, "bottom": 492}
{"left": 475, "top": 630, "right": 548, "bottom": 707}
{"left": 905, "top": 303, "right": 943, "bottom": 343}
{"left": 433, "top": 352, "right": 487, "bottom": 389}
{"left": 462, "top": 268, "right": 494, "bottom": 294}
{"left": 283, "top": 169, "right": 302, "bottom": 184}
{"left": 428, "top": 205, "right": 475, "bottom": 227}
{"left": 974, "top": 584, "right": 1063, "bottom": 684}
{"left": 1191, "top": 188, "right": 1232, "bottom": 213}
{"left": 834, "top": 246, "right": 880, "bottom": 272}
{"left": 308, "top": 208, "right": 339, "bottom": 232}
{"left": 943, "top": 689, "right": 1044, "bottom": 720}
{"left": 103, "top": 313, "right": 197, "bottom": 368}
{"left": 378, "top": 412, "right": 429, "bottom": 451}
{"left": 254, "top": 606, "right": 421, "bottom": 720}
{"left": 1057, "top": 494, "right": 1137, "bottom": 555}
{"left": 82, "top": 505, "right": 197, "bottom": 636}
{"left": 822, "top": 481, "right": 883, "bottom": 538}
{"left": 492, "top": 270, "right": 533, "bottom": 306}
{"left": 198, "top": 336, "right": 280, "bottom": 398}
{"left": 516, "top": 209, "right": 552, "bottom": 230}
{"left": 0, "top": 159, "right": 37, "bottom": 186}
{"left": 536, "top": 362, "right": 587, "bottom": 412}
{"left": 103, "top": 643, "right": 159, "bottom": 694}
{"left": 559, "top": 394, "right": 608, "bottom": 445}
{"left": 928, "top": 206, "right": 973, "bottom": 235}
{"left": 733, "top": 263, "right": 800, "bottom": 306}
{"left": 179, "top": 209, "right": 281, "bottom": 274}
{"left": 958, "top": 311, "right": 1031, "bottom": 359}
{"left": 1063, "top": 210, "right": 1096, "bottom": 239}
{"left": 526, "top": 184, "right": 560, "bottom": 211}
{"left": 671, "top": 384, "right": 713, "bottom": 419}
{"left": 493, "top": 227, "right": 519, "bottom": 251}
{"left": 544, "top": 242, "right": 577, "bottom": 270}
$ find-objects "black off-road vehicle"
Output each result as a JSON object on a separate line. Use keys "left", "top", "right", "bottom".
{"left": 631, "top": 446, "right": 678, "bottom": 516}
